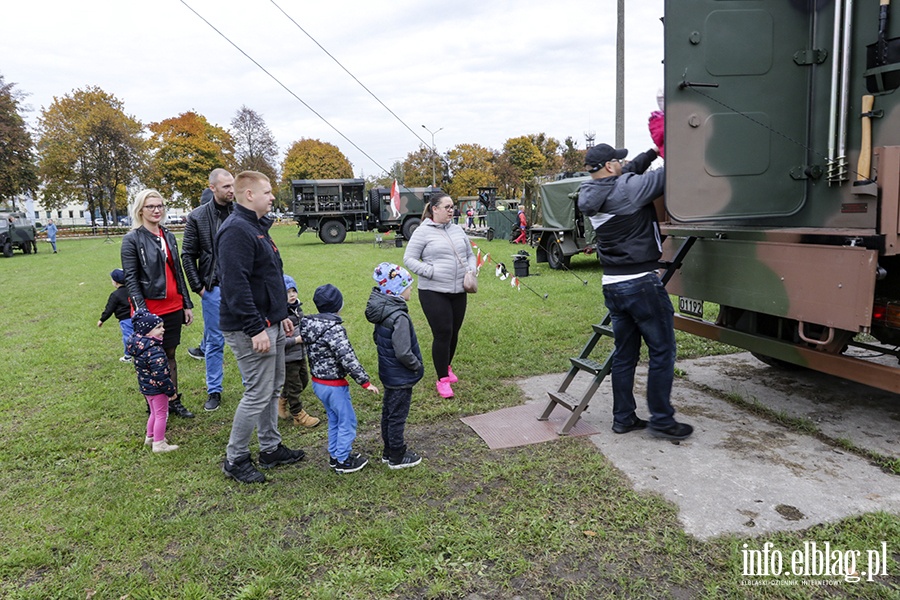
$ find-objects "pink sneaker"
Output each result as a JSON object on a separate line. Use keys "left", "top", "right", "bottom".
{"left": 447, "top": 366, "right": 458, "bottom": 383}
{"left": 436, "top": 377, "right": 454, "bottom": 398}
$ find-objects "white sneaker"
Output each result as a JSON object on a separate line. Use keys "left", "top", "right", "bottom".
{"left": 152, "top": 440, "right": 179, "bottom": 453}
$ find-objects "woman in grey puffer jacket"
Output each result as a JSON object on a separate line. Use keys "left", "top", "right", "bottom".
{"left": 403, "top": 193, "right": 476, "bottom": 399}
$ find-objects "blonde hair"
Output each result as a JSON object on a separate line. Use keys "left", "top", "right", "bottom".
{"left": 234, "top": 171, "right": 270, "bottom": 204}
{"left": 130, "top": 189, "right": 165, "bottom": 230}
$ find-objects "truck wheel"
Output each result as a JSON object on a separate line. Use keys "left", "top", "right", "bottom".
{"left": 319, "top": 220, "right": 347, "bottom": 244}
{"left": 547, "top": 239, "right": 570, "bottom": 270}
{"left": 401, "top": 217, "right": 421, "bottom": 240}
{"left": 486, "top": 227, "right": 495, "bottom": 241}
{"left": 2, "top": 241, "right": 12, "bottom": 258}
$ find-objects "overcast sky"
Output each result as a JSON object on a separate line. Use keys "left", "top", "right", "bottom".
{"left": 2, "top": 0, "right": 665, "bottom": 179}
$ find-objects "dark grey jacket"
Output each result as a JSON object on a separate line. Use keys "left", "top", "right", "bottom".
{"left": 182, "top": 200, "right": 232, "bottom": 294}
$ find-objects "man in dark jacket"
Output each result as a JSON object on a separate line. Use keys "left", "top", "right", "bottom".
{"left": 217, "top": 171, "right": 304, "bottom": 484}
{"left": 181, "top": 168, "right": 234, "bottom": 411}
{"left": 577, "top": 143, "right": 692, "bottom": 441}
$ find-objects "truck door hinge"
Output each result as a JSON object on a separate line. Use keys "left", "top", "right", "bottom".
{"left": 793, "top": 49, "right": 828, "bottom": 65}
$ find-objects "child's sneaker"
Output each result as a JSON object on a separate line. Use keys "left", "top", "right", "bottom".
{"left": 436, "top": 377, "right": 454, "bottom": 398}
{"left": 144, "top": 436, "right": 154, "bottom": 445}
{"left": 447, "top": 366, "right": 458, "bottom": 383}
{"left": 258, "top": 443, "right": 305, "bottom": 469}
{"left": 119, "top": 355, "right": 132, "bottom": 363}
{"left": 388, "top": 450, "right": 422, "bottom": 470}
{"left": 152, "top": 440, "right": 179, "bottom": 453}
{"left": 334, "top": 452, "right": 368, "bottom": 474}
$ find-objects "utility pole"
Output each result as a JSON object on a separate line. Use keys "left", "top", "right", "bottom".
{"left": 616, "top": 0, "right": 625, "bottom": 149}
{"left": 421, "top": 124, "right": 443, "bottom": 187}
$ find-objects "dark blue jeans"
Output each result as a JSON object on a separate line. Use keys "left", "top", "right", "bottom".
{"left": 382, "top": 387, "right": 413, "bottom": 461}
{"left": 602, "top": 273, "right": 677, "bottom": 429}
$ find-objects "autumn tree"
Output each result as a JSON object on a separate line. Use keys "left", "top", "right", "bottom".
{"left": 561, "top": 136, "right": 586, "bottom": 174}
{"left": 400, "top": 146, "right": 438, "bottom": 188}
{"left": 0, "top": 75, "right": 38, "bottom": 206}
{"left": 231, "top": 105, "right": 278, "bottom": 184}
{"left": 281, "top": 138, "right": 353, "bottom": 182}
{"left": 38, "top": 86, "right": 145, "bottom": 221}
{"left": 444, "top": 143, "right": 495, "bottom": 199}
{"left": 527, "top": 132, "right": 563, "bottom": 175}
{"left": 146, "top": 111, "right": 235, "bottom": 209}
{"left": 494, "top": 136, "right": 545, "bottom": 200}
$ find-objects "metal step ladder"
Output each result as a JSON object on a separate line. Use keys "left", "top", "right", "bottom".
{"left": 538, "top": 236, "right": 697, "bottom": 434}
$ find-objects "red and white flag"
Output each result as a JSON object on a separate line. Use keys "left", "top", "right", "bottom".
{"left": 390, "top": 179, "right": 401, "bottom": 218}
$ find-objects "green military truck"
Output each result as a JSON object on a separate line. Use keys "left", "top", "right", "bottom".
{"left": 0, "top": 211, "right": 38, "bottom": 257}
{"left": 529, "top": 175, "right": 595, "bottom": 269}
{"left": 291, "top": 179, "right": 443, "bottom": 244}
{"left": 658, "top": 0, "right": 900, "bottom": 393}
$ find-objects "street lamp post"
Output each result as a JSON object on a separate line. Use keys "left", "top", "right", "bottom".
{"left": 421, "top": 124, "right": 443, "bottom": 187}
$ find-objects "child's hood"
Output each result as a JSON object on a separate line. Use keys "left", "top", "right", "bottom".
{"left": 299, "top": 313, "right": 342, "bottom": 345}
{"left": 364, "top": 288, "right": 408, "bottom": 325}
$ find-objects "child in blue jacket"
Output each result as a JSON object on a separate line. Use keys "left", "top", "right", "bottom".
{"left": 365, "top": 263, "right": 424, "bottom": 469}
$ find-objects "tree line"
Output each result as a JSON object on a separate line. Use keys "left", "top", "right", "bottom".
{"left": 0, "top": 76, "right": 589, "bottom": 220}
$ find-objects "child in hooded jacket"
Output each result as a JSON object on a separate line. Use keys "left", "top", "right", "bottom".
{"left": 300, "top": 284, "right": 379, "bottom": 474}
{"left": 127, "top": 310, "right": 179, "bottom": 453}
{"left": 279, "top": 274, "right": 319, "bottom": 428}
{"left": 97, "top": 268, "right": 134, "bottom": 362}
{"left": 365, "top": 262, "right": 424, "bottom": 469}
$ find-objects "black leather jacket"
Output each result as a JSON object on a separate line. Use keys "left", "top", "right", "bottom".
{"left": 181, "top": 200, "right": 232, "bottom": 293}
{"left": 121, "top": 226, "right": 193, "bottom": 312}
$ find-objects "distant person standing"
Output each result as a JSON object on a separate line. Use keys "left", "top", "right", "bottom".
{"left": 121, "top": 190, "right": 195, "bottom": 419}
{"left": 46, "top": 219, "right": 58, "bottom": 253}
{"left": 181, "top": 169, "right": 235, "bottom": 412}
{"left": 512, "top": 206, "right": 527, "bottom": 244}
{"left": 218, "top": 171, "right": 305, "bottom": 484}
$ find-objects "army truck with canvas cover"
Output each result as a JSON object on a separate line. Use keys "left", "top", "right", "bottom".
{"left": 529, "top": 175, "right": 597, "bottom": 269}
{"left": 291, "top": 179, "right": 441, "bottom": 244}
{"left": 657, "top": 0, "right": 900, "bottom": 393}
{"left": 0, "top": 211, "right": 38, "bottom": 257}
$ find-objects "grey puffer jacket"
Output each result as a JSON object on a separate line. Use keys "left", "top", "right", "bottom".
{"left": 299, "top": 313, "right": 371, "bottom": 387}
{"left": 403, "top": 219, "right": 476, "bottom": 293}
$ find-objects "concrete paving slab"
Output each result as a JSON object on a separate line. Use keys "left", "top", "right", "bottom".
{"left": 513, "top": 353, "right": 900, "bottom": 540}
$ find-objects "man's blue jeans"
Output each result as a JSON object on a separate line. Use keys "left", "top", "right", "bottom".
{"left": 602, "top": 273, "right": 677, "bottom": 429}
{"left": 202, "top": 286, "right": 224, "bottom": 394}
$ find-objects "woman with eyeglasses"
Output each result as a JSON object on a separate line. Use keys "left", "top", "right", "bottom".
{"left": 121, "top": 189, "right": 195, "bottom": 419}
{"left": 403, "top": 193, "right": 476, "bottom": 399}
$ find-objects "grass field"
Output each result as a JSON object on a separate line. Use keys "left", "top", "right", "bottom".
{"left": 0, "top": 225, "right": 897, "bottom": 599}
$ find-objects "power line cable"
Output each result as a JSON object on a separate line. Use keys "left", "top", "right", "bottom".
{"left": 179, "top": 0, "right": 393, "bottom": 175}
{"left": 268, "top": 0, "right": 432, "bottom": 150}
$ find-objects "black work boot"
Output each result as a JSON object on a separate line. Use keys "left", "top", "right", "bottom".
{"left": 169, "top": 393, "right": 195, "bottom": 419}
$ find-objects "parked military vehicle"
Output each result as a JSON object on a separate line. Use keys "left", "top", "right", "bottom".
{"left": 656, "top": 0, "right": 900, "bottom": 393}
{"left": 529, "top": 175, "right": 595, "bottom": 269}
{"left": 0, "top": 211, "right": 38, "bottom": 257}
{"left": 291, "top": 179, "right": 443, "bottom": 244}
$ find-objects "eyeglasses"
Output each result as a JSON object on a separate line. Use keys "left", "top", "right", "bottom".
{"left": 436, "top": 205, "right": 454, "bottom": 211}
{"left": 143, "top": 204, "right": 165, "bottom": 212}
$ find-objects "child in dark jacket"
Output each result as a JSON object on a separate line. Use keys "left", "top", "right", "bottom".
{"left": 300, "top": 284, "right": 379, "bottom": 474}
{"left": 365, "top": 262, "right": 424, "bottom": 469}
{"left": 97, "top": 269, "right": 134, "bottom": 362}
{"left": 126, "top": 310, "right": 179, "bottom": 453}
{"left": 279, "top": 274, "right": 319, "bottom": 428}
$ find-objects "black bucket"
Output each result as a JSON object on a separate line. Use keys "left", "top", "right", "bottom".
{"left": 865, "top": 38, "right": 900, "bottom": 93}
{"left": 513, "top": 257, "right": 529, "bottom": 277}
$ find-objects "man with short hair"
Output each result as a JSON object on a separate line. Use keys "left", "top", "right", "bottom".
{"left": 182, "top": 169, "right": 235, "bottom": 412}
{"left": 217, "top": 171, "right": 305, "bottom": 483}
{"left": 577, "top": 143, "right": 692, "bottom": 441}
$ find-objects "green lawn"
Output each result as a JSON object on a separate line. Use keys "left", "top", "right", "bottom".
{"left": 0, "top": 226, "right": 896, "bottom": 599}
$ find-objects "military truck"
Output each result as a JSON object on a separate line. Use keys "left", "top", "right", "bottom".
{"left": 655, "top": 0, "right": 900, "bottom": 393}
{"left": 291, "top": 179, "right": 443, "bottom": 244}
{"left": 529, "top": 175, "right": 595, "bottom": 269}
{"left": 0, "top": 211, "right": 38, "bottom": 257}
